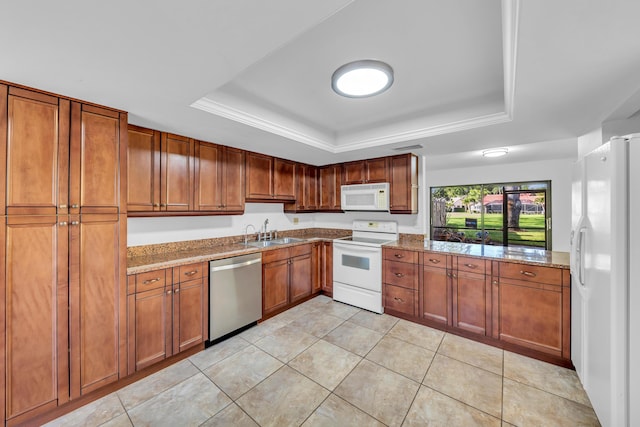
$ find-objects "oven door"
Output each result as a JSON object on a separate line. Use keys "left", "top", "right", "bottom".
{"left": 333, "top": 241, "right": 382, "bottom": 292}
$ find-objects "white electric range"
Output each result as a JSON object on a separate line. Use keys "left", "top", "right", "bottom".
{"left": 333, "top": 220, "right": 398, "bottom": 313}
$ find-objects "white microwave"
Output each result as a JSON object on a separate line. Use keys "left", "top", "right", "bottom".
{"left": 341, "top": 183, "right": 390, "bottom": 211}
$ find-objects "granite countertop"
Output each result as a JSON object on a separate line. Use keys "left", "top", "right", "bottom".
{"left": 385, "top": 240, "right": 570, "bottom": 268}
{"left": 127, "top": 231, "right": 348, "bottom": 275}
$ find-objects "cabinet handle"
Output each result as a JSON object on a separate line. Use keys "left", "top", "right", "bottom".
{"left": 394, "top": 254, "right": 404, "bottom": 258}
{"left": 167, "top": 290, "right": 172, "bottom": 295}
{"left": 59, "top": 204, "right": 67, "bottom": 209}
{"left": 428, "top": 258, "right": 440, "bottom": 264}
{"left": 59, "top": 221, "right": 68, "bottom": 226}
{"left": 520, "top": 270, "right": 536, "bottom": 278}
{"left": 394, "top": 273, "right": 404, "bottom": 278}
{"left": 184, "top": 270, "right": 198, "bottom": 276}
{"left": 393, "top": 297, "right": 404, "bottom": 303}
{"left": 71, "top": 221, "right": 79, "bottom": 225}
{"left": 464, "top": 263, "right": 477, "bottom": 269}
{"left": 174, "top": 288, "right": 180, "bottom": 293}
{"left": 143, "top": 278, "right": 160, "bottom": 285}
{"left": 71, "top": 204, "right": 79, "bottom": 209}
{"left": 447, "top": 272, "right": 457, "bottom": 279}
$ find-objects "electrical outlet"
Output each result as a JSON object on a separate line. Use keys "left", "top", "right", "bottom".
{"left": 293, "top": 217, "right": 299, "bottom": 224}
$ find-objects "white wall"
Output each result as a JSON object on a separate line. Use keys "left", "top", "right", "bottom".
{"left": 424, "top": 157, "right": 575, "bottom": 252}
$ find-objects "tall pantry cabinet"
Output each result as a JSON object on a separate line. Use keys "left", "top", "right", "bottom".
{"left": 0, "top": 84, "right": 127, "bottom": 425}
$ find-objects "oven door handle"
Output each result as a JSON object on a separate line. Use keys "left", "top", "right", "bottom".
{"left": 333, "top": 243, "right": 382, "bottom": 254}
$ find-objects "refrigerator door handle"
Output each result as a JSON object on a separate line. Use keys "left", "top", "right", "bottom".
{"left": 576, "top": 226, "right": 587, "bottom": 288}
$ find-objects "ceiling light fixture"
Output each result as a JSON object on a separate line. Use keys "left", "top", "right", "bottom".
{"left": 332, "top": 60, "right": 394, "bottom": 98}
{"left": 482, "top": 148, "right": 509, "bottom": 158}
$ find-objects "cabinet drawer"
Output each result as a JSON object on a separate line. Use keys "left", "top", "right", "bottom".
{"left": 384, "top": 284, "right": 416, "bottom": 316}
{"left": 384, "top": 248, "right": 418, "bottom": 264}
{"left": 174, "top": 262, "right": 204, "bottom": 283}
{"left": 423, "top": 252, "right": 448, "bottom": 269}
{"left": 263, "top": 247, "right": 289, "bottom": 263}
{"left": 384, "top": 260, "right": 418, "bottom": 290}
{"left": 290, "top": 243, "right": 311, "bottom": 258}
{"left": 457, "top": 257, "right": 486, "bottom": 274}
{"left": 135, "top": 269, "right": 167, "bottom": 293}
{"left": 499, "top": 262, "right": 562, "bottom": 285}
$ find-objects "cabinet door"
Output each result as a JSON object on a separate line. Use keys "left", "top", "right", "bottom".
{"left": 389, "top": 154, "right": 418, "bottom": 214}
{"left": 343, "top": 160, "right": 366, "bottom": 184}
{"left": 194, "top": 141, "right": 223, "bottom": 211}
{"left": 246, "top": 152, "right": 273, "bottom": 199}
{"left": 127, "top": 125, "right": 160, "bottom": 212}
{"left": 173, "top": 277, "right": 205, "bottom": 354}
{"left": 290, "top": 253, "right": 312, "bottom": 303}
{"left": 4, "top": 215, "right": 68, "bottom": 420}
{"left": 311, "top": 242, "right": 322, "bottom": 293}
{"left": 452, "top": 271, "right": 490, "bottom": 335}
{"left": 5, "top": 87, "right": 69, "bottom": 216}
{"left": 321, "top": 242, "right": 333, "bottom": 294}
{"left": 70, "top": 213, "right": 123, "bottom": 397}
{"left": 130, "top": 286, "right": 171, "bottom": 372}
{"left": 222, "top": 147, "right": 245, "bottom": 212}
{"left": 422, "top": 265, "right": 451, "bottom": 325}
{"left": 365, "top": 157, "right": 388, "bottom": 183}
{"left": 160, "top": 133, "right": 194, "bottom": 211}
{"left": 498, "top": 279, "right": 564, "bottom": 356}
{"left": 263, "top": 259, "right": 289, "bottom": 315}
{"left": 70, "top": 103, "right": 125, "bottom": 215}
{"left": 318, "top": 165, "right": 341, "bottom": 210}
{"left": 273, "top": 158, "right": 296, "bottom": 200}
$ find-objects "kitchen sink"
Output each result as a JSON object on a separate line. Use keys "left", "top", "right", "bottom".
{"left": 243, "top": 237, "right": 306, "bottom": 248}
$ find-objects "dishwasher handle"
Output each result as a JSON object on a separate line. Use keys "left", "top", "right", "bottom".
{"left": 210, "top": 257, "right": 261, "bottom": 273}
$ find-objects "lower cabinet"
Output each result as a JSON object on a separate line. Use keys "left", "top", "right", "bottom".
{"left": 382, "top": 248, "right": 571, "bottom": 364}
{"left": 127, "top": 262, "right": 207, "bottom": 374}
{"left": 320, "top": 241, "right": 333, "bottom": 295}
{"left": 262, "top": 244, "right": 313, "bottom": 317}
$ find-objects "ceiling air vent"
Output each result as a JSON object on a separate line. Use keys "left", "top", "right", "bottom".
{"left": 392, "top": 144, "right": 423, "bottom": 151}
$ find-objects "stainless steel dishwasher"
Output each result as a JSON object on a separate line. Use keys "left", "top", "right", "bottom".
{"left": 208, "top": 252, "right": 262, "bottom": 344}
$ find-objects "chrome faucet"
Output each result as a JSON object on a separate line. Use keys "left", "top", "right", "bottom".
{"left": 244, "top": 224, "right": 256, "bottom": 244}
{"left": 258, "top": 218, "right": 272, "bottom": 241}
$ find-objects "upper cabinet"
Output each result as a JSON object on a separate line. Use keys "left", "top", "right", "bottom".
{"left": 318, "top": 164, "right": 342, "bottom": 212}
{"left": 343, "top": 157, "right": 388, "bottom": 184}
{"left": 160, "top": 133, "right": 194, "bottom": 212}
{"left": 284, "top": 163, "right": 317, "bottom": 213}
{"left": 245, "top": 152, "right": 295, "bottom": 201}
{"left": 389, "top": 153, "right": 418, "bottom": 214}
{"left": 194, "top": 142, "right": 244, "bottom": 213}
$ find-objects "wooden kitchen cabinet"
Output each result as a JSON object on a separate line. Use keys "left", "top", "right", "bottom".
{"left": 383, "top": 248, "right": 419, "bottom": 317}
{"left": 311, "top": 241, "right": 322, "bottom": 294}
{"left": 262, "top": 244, "right": 313, "bottom": 317}
{"left": 422, "top": 252, "right": 451, "bottom": 325}
{"left": 194, "top": 141, "right": 245, "bottom": 213}
{"left": 126, "top": 128, "right": 195, "bottom": 213}
{"left": 127, "top": 125, "right": 161, "bottom": 212}
{"left": 127, "top": 262, "right": 206, "bottom": 374}
{"left": 496, "top": 261, "right": 570, "bottom": 359}
{"left": 246, "top": 152, "right": 296, "bottom": 201}
{"left": 318, "top": 164, "right": 342, "bottom": 211}
{"left": 343, "top": 157, "right": 388, "bottom": 184}
{"left": 389, "top": 153, "right": 418, "bottom": 214}
{"left": 321, "top": 241, "right": 333, "bottom": 295}
{"left": 1, "top": 83, "right": 127, "bottom": 425}
{"left": 284, "top": 163, "right": 317, "bottom": 213}
{"left": 451, "top": 257, "right": 491, "bottom": 336}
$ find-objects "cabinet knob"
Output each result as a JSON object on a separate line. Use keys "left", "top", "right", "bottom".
{"left": 59, "top": 204, "right": 67, "bottom": 209}
{"left": 59, "top": 221, "right": 68, "bottom": 226}
{"left": 71, "top": 204, "right": 79, "bottom": 209}
{"left": 520, "top": 270, "right": 536, "bottom": 278}
{"left": 492, "top": 280, "right": 498, "bottom": 285}
{"left": 153, "top": 203, "right": 160, "bottom": 207}
{"left": 464, "top": 263, "right": 477, "bottom": 269}
{"left": 174, "top": 288, "right": 180, "bottom": 293}
{"left": 167, "top": 290, "right": 172, "bottom": 295}
{"left": 71, "top": 221, "right": 79, "bottom": 225}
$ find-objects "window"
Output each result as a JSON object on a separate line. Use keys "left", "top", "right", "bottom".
{"left": 430, "top": 181, "right": 551, "bottom": 249}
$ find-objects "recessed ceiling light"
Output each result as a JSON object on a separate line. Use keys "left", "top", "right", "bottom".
{"left": 332, "top": 60, "right": 394, "bottom": 98}
{"left": 482, "top": 148, "right": 509, "bottom": 158}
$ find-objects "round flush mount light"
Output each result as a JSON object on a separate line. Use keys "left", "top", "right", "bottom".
{"left": 332, "top": 60, "right": 394, "bottom": 98}
{"left": 482, "top": 148, "right": 509, "bottom": 158}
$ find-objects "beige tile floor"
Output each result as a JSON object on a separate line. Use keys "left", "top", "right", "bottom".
{"left": 45, "top": 295, "right": 601, "bottom": 427}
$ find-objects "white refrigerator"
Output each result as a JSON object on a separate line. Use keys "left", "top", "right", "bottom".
{"left": 570, "top": 133, "right": 638, "bottom": 427}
